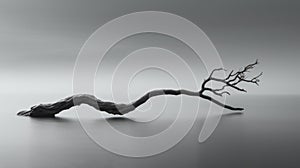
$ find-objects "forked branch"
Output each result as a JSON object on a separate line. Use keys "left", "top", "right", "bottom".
{"left": 17, "top": 60, "right": 262, "bottom": 117}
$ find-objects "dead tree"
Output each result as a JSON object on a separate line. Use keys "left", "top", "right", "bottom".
{"left": 17, "top": 60, "right": 262, "bottom": 117}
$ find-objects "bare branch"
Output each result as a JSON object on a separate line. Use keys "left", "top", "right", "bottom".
{"left": 214, "top": 85, "right": 227, "bottom": 92}
{"left": 17, "top": 60, "right": 262, "bottom": 117}
{"left": 202, "top": 59, "right": 262, "bottom": 91}
{"left": 200, "top": 94, "right": 244, "bottom": 111}
{"left": 209, "top": 68, "right": 226, "bottom": 78}
{"left": 199, "top": 59, "right": 262, "bottom": 110}
{"left": 203, "top": 88, "right": 230, "bottom": 97}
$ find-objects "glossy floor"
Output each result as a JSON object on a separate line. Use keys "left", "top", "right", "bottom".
{"left": 1, "top": 95, "right": 299, "bottom": 168}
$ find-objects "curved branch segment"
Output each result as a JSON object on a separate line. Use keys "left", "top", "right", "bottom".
{"left": 17, "top": 95, "right": 130, "bottom": 117}
{"left": 17, "top": 60, "right": 262, "bottom": 118}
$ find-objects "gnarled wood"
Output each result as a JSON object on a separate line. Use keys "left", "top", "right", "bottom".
{"left": 17, "top": 60, "right": 261, "bottom": 117}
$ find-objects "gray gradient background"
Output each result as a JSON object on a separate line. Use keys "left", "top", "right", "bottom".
{"left": 1, "top": 0, "right": 299, "bottom": 95}
{"left": 0, "top": 0, "right": 300, "bottom": 168}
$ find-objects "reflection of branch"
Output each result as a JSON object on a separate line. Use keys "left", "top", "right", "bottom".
{"left": 17, "top": 60, "right": 262, "bottom": 118}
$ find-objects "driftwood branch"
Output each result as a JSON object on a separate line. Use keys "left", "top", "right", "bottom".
{"left": 17, "top": 60, "right": 262, "bottom": 117}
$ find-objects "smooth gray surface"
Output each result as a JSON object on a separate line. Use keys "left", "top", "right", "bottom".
{"left": 1, "top": 95, "right": 299, "bottom": 168}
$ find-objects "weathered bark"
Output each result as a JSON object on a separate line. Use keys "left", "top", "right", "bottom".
{"left": 17, "top": 60, "right": 261, "bottom": 117}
